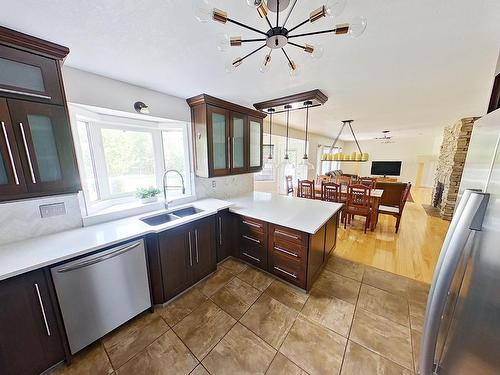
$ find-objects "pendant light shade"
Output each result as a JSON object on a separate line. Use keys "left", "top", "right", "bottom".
{"left": 299, "top": 101, "right": 315, "bottom": 172}
{"left": 263, "top": 108, "right": 276, "bottom": 168}
{"left": 279, "top": 105, "right": 295, "bottom": 174}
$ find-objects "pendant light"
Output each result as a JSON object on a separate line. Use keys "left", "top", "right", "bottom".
{"left": 299, "top": 101, "right": 315, "bottom": 171}
{"left": 279, "top": 104, "right": 295, "bottom": 175}
{"left": 263, "top": 108, "right": 276, "bottom": 168}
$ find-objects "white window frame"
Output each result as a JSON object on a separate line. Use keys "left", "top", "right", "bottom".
{"left": 69, "top": 105, "right": 195, "bottom": 216}
{"left": 317, "top": 145, "right": 342, "bottom": 174}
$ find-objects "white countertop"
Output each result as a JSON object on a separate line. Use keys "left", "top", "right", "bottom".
{"left": 0, "top": 192, "right": 343, "bottom": 282}
{"left": 0, "top": 198, "right": 232, "bottom": 281}
{"left": 229, "top": 192, "right": 343, "bottom": 234}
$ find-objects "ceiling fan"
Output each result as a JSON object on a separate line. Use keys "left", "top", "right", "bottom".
{"left": 375, "top": 130, "right": 394, "bottom": 143}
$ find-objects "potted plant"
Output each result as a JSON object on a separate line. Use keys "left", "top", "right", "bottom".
{"left": 136, "top": 186, "right": 161, "bottom": 204}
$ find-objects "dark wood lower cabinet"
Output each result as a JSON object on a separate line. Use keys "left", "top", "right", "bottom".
{"left": 0, "top": 268, "right": 66, "bottom": 375}
{"left": 147, "top": 215, "right": 217, "bottom": 304}
{"left": 216, "top": 210, "right": 236, "bottom": 262}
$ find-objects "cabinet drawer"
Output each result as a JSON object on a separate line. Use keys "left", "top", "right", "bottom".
{"left": 271, "top": 239, "right": 306, "bottom": 260}
{"left": 239, "top": 237, "right": 267, "bottom": 270}
{"left": 269, "top": 251, "right": 306, "bottom": 289}
{"left": 241, "top": 226, "right": 266, "bottom": 244}
{"left": 240, "top": 216, "right": 266, "bottom": 233}
{"left": 271, "top": 225, "right": 307, "bottom": 246}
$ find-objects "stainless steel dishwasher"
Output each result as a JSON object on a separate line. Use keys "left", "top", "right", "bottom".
{"left": 51, "top": 239, "right": 151, "bottom": 354}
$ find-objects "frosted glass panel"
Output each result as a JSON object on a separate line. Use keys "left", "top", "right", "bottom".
{"left": 0, "top": 153, "right": 7, "bottom": 185}
{"left": 232, "top": 117, "right": 244, "bottom": 169}
{"left": 28, "top": 114, "right": 62, "bottom": 182}
{"left": 0, "top": 58, "right": 45, "bottom": 92}
{"left": 212, "top": 113, "right": 227, "bottom": 170}
{"left": 250, "top": 121, "right": 261, "bottom": 167}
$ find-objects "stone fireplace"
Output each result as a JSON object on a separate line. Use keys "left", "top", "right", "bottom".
{"left": 433, "top": 117, "right": 478, "bottom": 220}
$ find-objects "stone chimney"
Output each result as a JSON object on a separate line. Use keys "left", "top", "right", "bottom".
{"left": 433, "top": 117, "right": 478, "bottom": 220}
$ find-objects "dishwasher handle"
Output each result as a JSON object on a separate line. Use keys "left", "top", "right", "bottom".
{"left": 56, "top": 241, "right": 142, "bottom": 273}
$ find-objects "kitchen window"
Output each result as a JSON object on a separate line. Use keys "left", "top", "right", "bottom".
{"left": 70, "top": 105, "right": 193, "bottom": 215}
{"left": 318, "top": 145, "right": 341, "bottom": 174}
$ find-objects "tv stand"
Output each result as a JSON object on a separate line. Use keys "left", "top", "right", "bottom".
{"left": 375, "top": 176, "right": 399, "bottom": 183}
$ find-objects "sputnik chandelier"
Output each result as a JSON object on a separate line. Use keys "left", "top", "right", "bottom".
{"left": 193, "top": 0, "right": 367, "bottom": 75}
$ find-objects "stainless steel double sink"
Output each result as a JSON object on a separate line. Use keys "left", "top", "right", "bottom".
{"left": 141, "top": 206, "right": 204, "bottom": 226}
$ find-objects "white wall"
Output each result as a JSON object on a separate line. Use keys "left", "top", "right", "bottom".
{"left": 341, "top": 135, "right": 442, "bottom": 187}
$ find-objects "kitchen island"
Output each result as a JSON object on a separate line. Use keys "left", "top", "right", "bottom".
{"left": 228, "top": 192, "right": 343, "bottom": 290}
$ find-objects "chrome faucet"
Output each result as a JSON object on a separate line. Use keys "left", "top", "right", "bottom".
{"left": 162, "top": 169, "right": 186, "bottom": 210}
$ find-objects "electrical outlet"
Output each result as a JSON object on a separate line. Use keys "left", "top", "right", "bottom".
{"left": 39, "top": 202, "right": 66, "bottom": 218}
{"left": 212, "top": 181, "right": 216, "bottom": 188}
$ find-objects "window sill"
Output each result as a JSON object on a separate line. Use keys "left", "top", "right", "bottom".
{"left": 82, "top": 196, "right": 196, "bottom": 226}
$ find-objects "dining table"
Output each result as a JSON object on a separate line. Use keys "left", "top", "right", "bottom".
{"left": 313, "top": 186, "right": 384, "bottom": 231}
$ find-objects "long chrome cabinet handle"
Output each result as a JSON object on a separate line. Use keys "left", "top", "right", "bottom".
{"left": 419, "top": 192, "right": 486, "bottom": 375}
{"left": 218, "top": 217, "right": 223, "bottom": 245}
{"left": 275, "top": 230, "right": 299, "bottom": 240}
{"left": 274, "top": 266, "right": 297, "bottom": 279}
{"left": 242, "top": 235, "right": 260, "bottom": 244}
{"left": 242, "top": 220, "right": 261, "bottom": 229}
{"left": 34, "top": 283, "right": 51, "bottom": 336}
{"left": 1, "top": 122, "right": 19, "bottom": 185}
{"left": 195, "top": 229, "right": 199, "bottom": 263}
{"left": 274, "top": 246, "right": 299, "bottom": 258}
{"left": 57, "top": 242, "right": 142, "bottom": 273}
{"left": 242, "top": 252, "right": 260, "bottom": 262}
{"left": 0, "top": 87, "right": 52, "bottom": 100}
{"left": 18, "top": 122, "right": 36, "bottom": 184}
{"left": 227, "top": 136, "right": 231, "bottom": 168}
{"left": 188, "top": 232, "right": 193, "bottom": 267}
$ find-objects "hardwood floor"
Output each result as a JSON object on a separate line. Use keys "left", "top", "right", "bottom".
{"left": 334, "top": 187, "right": 449, "bottom": 284}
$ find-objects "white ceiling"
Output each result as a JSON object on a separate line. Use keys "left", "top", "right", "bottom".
{"left": 1, "top": 0, "right": 499, "bottom": 140}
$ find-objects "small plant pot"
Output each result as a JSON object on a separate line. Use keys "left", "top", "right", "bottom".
{"left": 141, "top": 196, "right": 158, "bottom": 204}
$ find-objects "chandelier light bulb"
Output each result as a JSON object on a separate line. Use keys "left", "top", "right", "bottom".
{"left": 216, "top": 33, "right": 230, "bottom": 52}
{"left": 347, "top": 16, "right": 367, "bottom": 37}
{"left": 193, "top": 0, "right": 212, "bottom": 23}
{"left": 324, "top": 0, "right": 347, "bottom": 18}
{"left": 259, "top": 54, "right": 272, "bottom": 73}
{"left": 289, "top": 61, "right": 300, "bottom": 78}
{"left": 311, "top": 44, "right": 324, "bottom": 59}
{"left": 246, "top": 0, "right": 264, "bottom": 8}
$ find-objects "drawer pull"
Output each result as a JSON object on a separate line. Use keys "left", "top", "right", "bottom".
{"left": 275, "top": 230, "right": 299, "bottom": 240}
{"left": 242, "top": 252, "right": 260, "bottom": 262}
{"left": 242, "top": 220, "right": 262, "bottom": 229}
{"left": 242, "top": 235, "right": 260, "bottom": 244}
{"left": 274, "top": 246, "right": 298, "bottom": 258}
{"left": 274, "top": 266, "right": 297, "bottom": 279}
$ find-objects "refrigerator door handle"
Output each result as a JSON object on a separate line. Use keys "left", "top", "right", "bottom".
{"left": 419, "top": 192, "right": 488, "bottom": 375}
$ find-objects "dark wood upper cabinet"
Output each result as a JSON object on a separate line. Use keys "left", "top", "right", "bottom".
{"left": 187, "top": 94, "right": 266, "bottom": 178}
{"left": 0, "top": 26, "right": 81, "bottom": 202}
{"left": 0, "top": 268, "right": 66, "bottom": 375}
{"left": 0, "top": 98, "right": 26, "bottom": 196}
{"left": 7, "top": 99, "right": 80, "bottom": 196}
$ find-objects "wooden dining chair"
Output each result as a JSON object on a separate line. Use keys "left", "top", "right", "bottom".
{"left": 378, "top": 182, "right": 411, "bottom": 233}
{"left": 297, "top": 179, "right": 315, "bottom": 199}
{"left": 344, "top": 184, "right": 372, "bottom": 233}
{"left": 321, "top": 181, "right": 341, "bottom": 202}
{"left": 336, "top": 175, "right": 351, "bottom": 186}
{"left": 358, "top": 177, "right": 377, "bottom": 189}
{"left": 285, "top": 175, "right": 294, "bottom": 196}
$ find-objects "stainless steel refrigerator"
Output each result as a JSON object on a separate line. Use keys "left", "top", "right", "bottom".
{"left": 419, "top": 108, "right": 500, "bottom": 374}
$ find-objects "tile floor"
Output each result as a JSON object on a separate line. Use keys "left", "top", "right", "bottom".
{"left": 49, "top": 256, "right": 429, "bottom": 375}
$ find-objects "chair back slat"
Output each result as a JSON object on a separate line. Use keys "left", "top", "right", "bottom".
{"left": 356, "top": 176, "right": 377, "bottom": 189}
{"left": 321, "top": 182, "right": 341, "bottom": 202}
{"left": 297, "top": 179, "right": 315, "bottom": 199}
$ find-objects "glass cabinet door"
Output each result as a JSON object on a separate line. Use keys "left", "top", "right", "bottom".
{"left": 8, "top": 99, "right": 80, "bottom": 194}
{"left": 231, "top": 112, "right": 246, "bottom": 173}
{"left": 249, "top": 117, "right": 263, "bottom": 171}
{"left": 0, "top": 99, "right": 26, "bottom": 198}
{"left": 0, "top": 45, "right": 63, "bottom": 105}
{"left": 207, "top": 105, "right": 229, "bottom": 176}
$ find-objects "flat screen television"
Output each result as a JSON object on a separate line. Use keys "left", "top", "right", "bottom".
{"left": 370, "top": 161, "right": 402, "bottom": 176}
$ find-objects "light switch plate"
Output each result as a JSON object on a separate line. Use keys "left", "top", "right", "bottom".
{"left": 212, "top": 181, "right": 216, "bottom": 188}
{"left": 39, "top": 202, "right": 66, "bottom": 218}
